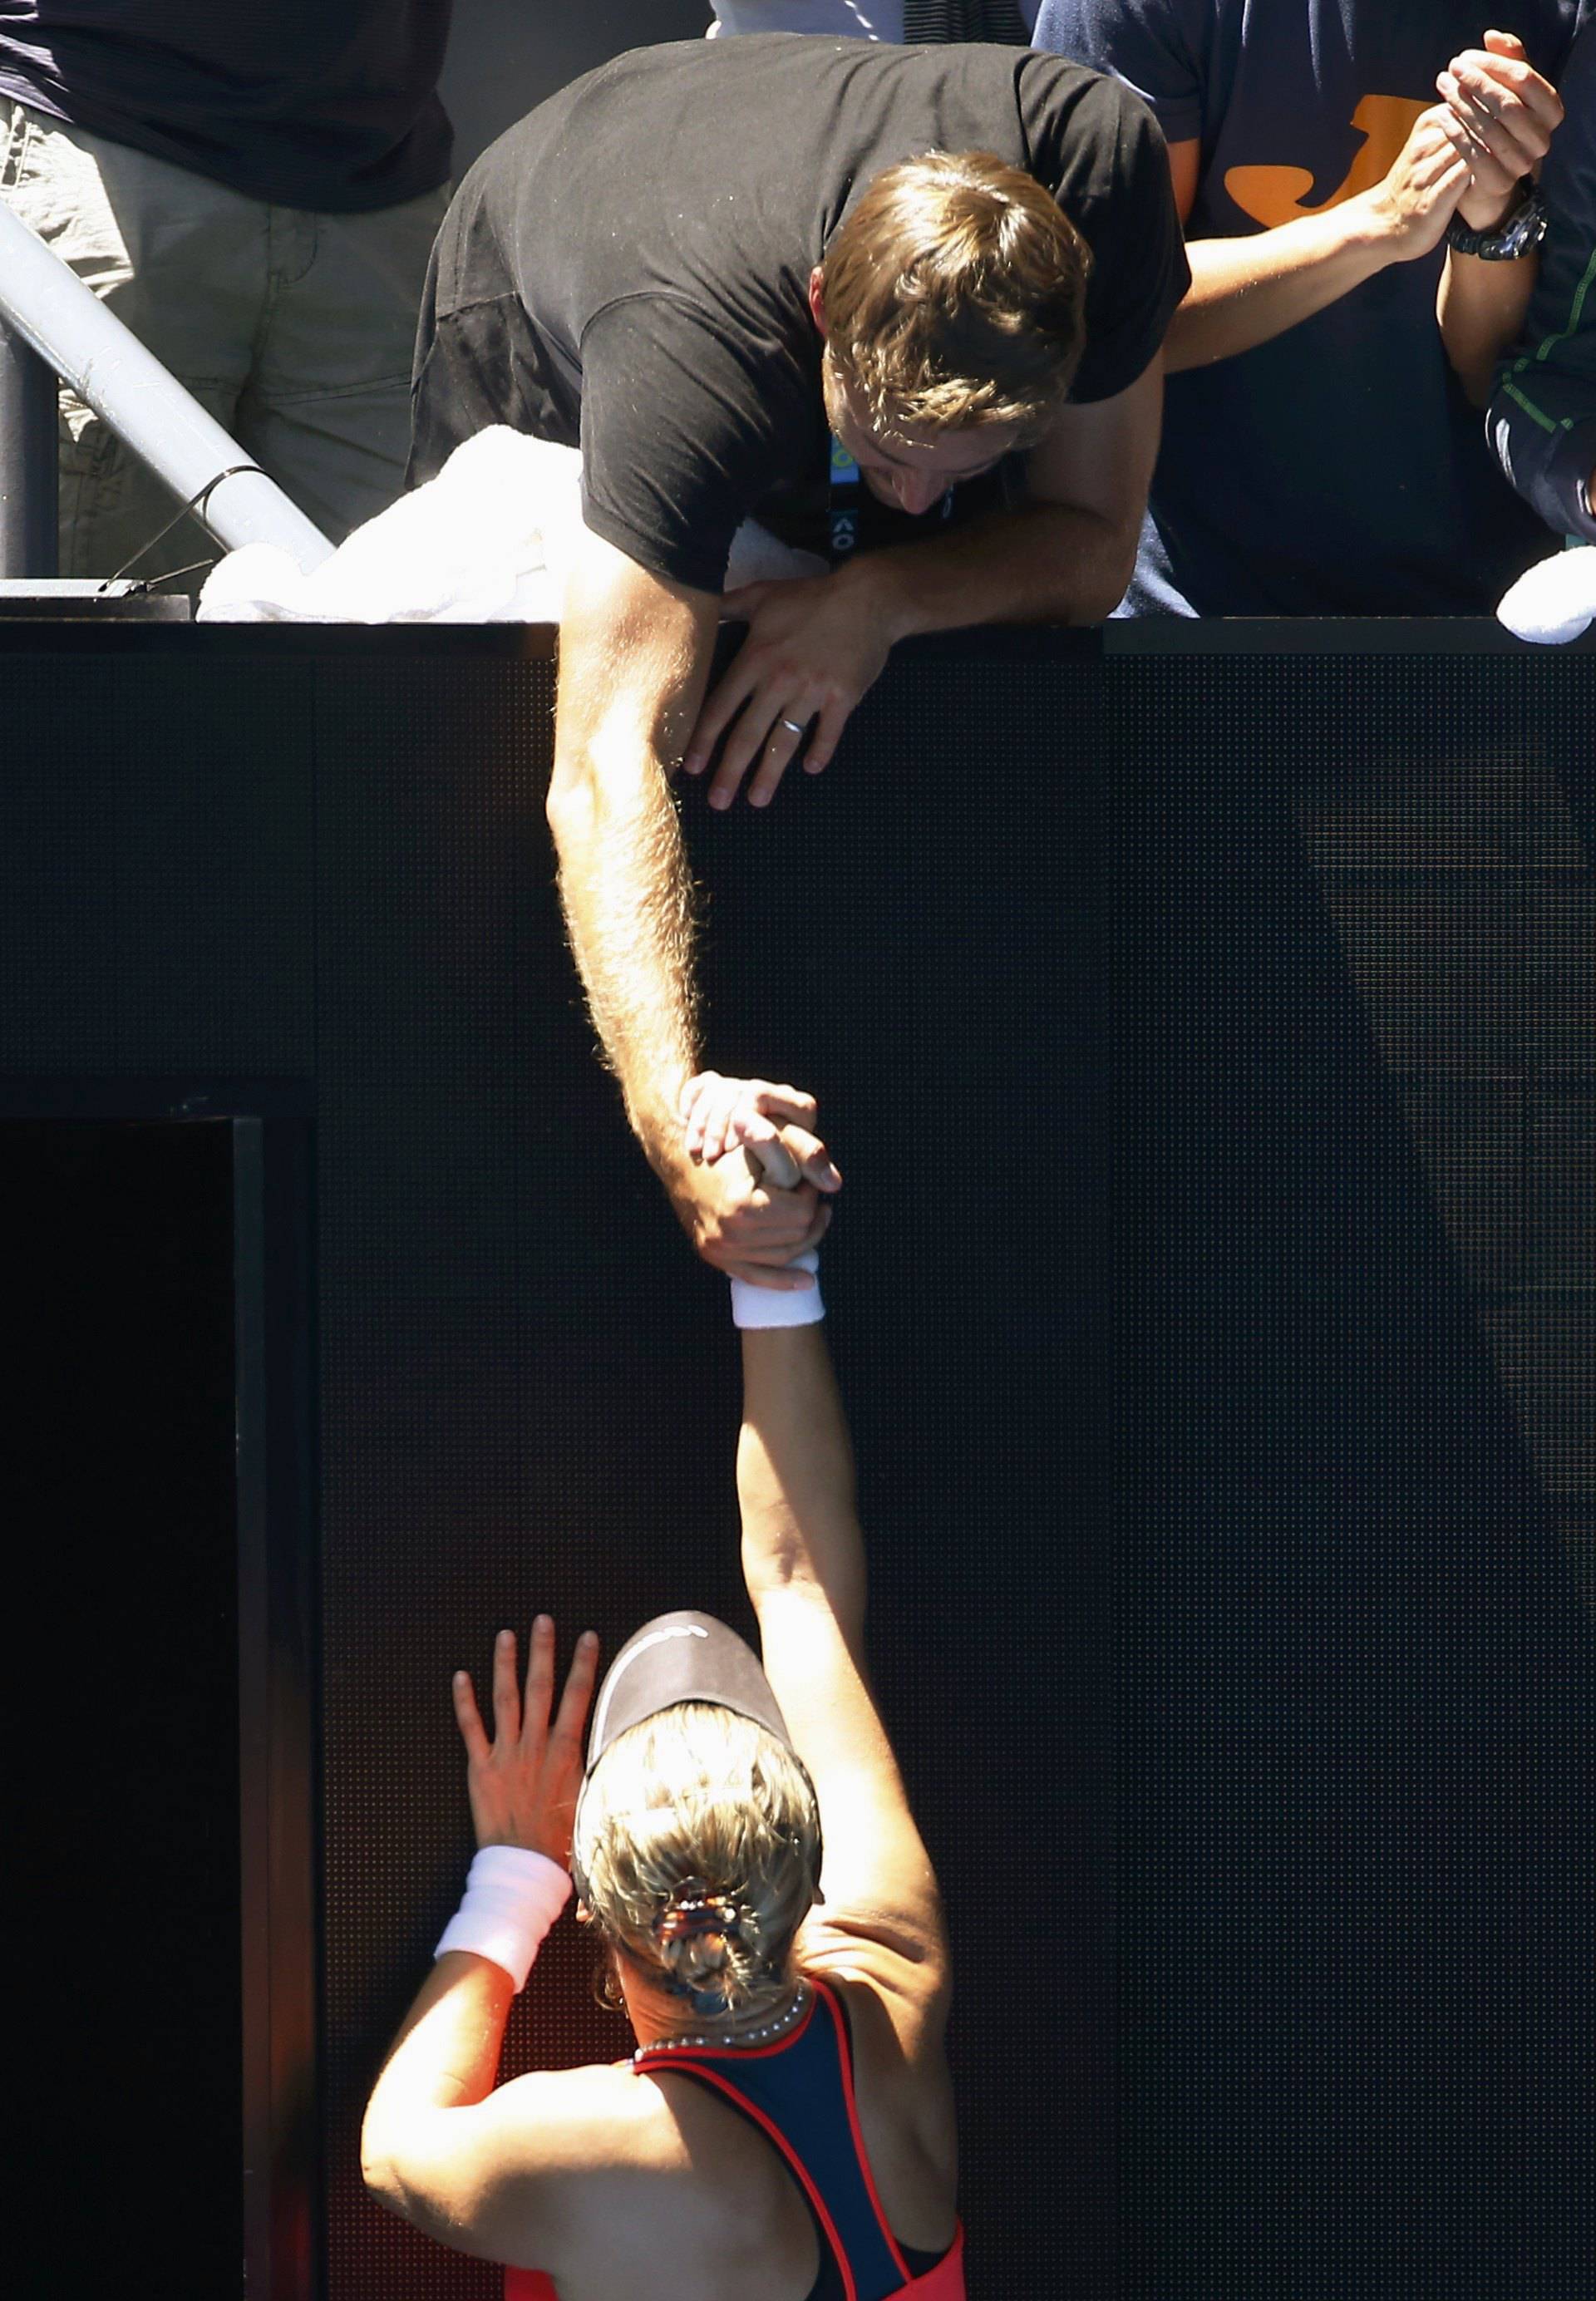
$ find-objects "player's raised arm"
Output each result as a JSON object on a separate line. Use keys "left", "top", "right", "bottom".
{"left": 696, "top": 1089, "right": 948, "bottom": 2026}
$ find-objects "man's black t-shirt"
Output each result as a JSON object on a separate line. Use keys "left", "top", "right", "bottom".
{"left": 410, "top": 37, "right": 1188, "bottom": 594}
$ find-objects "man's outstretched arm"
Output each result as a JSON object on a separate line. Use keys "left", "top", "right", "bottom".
{"left": 548, "top": 529, "right": 711, "bottom": 1154}
{"left": 549, "top": 526, "right": 834, "bottom": 1284}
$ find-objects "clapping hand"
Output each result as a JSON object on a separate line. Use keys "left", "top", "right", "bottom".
{"left": 1437, "top": 30, "right": 1564, "bottom": 230}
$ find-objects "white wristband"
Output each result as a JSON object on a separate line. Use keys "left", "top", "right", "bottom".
{"left": 731, "top": 1247, "right": 823, "bottom": 1328}
{"left": 435, "top": 1845, "right": 572, "bottom": 1990}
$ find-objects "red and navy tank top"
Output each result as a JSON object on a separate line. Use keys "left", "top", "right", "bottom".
{"left": 504, "top": 1977, "right": 963, "bottom": 2301}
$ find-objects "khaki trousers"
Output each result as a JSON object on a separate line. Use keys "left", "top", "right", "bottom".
{"left": 1, "top": 98, "right": 447, "bottom": 583}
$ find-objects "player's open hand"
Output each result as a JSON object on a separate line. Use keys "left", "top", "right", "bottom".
{"left": 451, "top": 1618, "right": 599, "bottom": 1868}
{"left": 682, "top": 568, "right": 894, "bottom": 809}
{"left": 681, "top": 1071, "right": 842, "bottom": 1194}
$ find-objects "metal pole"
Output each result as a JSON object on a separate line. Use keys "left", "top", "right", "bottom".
{"left": 0, "top": 314, "right": 59, "bottom": 579}
{"left": 0, "top": 200, "right": 332, "bottom": 572}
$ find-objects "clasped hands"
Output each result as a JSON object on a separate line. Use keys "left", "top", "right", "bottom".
{"left": 1436, "top": 29, "right": 1564, "bottom": 232}
{"left": 447, "top": 1082, "right": 836, "bottom": 1855}
{"left": 666, "top": 1071, "right": 840, "bottom": 1290}
{"left": 1378, "top": 30, "right": 1563, "bottom": 253}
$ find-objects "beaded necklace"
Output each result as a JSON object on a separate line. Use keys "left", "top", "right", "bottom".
{"left": 635, "top": 1978, "right": 812, "bottom": 2058}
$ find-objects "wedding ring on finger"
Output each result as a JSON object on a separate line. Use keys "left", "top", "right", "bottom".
{"left": 779, "top": 716, "right": 805, "bottom": 737}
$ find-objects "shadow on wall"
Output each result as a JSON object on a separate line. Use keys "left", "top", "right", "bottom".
{"left": 441, "top": 0, "right": 712, "bottom": 175}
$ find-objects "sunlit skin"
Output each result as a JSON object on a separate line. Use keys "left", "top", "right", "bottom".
{"left": 1160, "top": 32, "right": 1565, "bottom": 381}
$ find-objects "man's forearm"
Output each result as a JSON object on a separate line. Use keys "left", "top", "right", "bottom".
{"left": 1165, "top": 198, "right": 1400, "bottom": 371}
{"left": 848, "top": 496, "right": 1137, "bottom": 639}
{"left": 1437, "top": 247, "right": 1539, "bottom": 407}
{"left": 547, "top": 732, "right": 701, "bottom": 1175}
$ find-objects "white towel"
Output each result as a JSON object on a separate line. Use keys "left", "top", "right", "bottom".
{"left": 197, "top": 427, "right": 825, "bottom": 624}
{"left": 1495, "top": 543, "right": 1596, "bottom": 647}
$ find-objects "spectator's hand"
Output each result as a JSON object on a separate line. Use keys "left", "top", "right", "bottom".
{"left": 682, "top": 569, "right": 894, "bottom": 809}
{"left": 666, "top": 1131, "right": 832, "bottom": 1286}
{"left": 1437, "top": 32, "right": 1564, "bottom": 232}
{"left": 681, "top": 1071, "right": 842, "bottom": 1192}
{"left": 451, "top": 1618, "right": 599, "bottom": 1867}
{"left": 1366, "top": 104, "right": 1475, "bottom": 258}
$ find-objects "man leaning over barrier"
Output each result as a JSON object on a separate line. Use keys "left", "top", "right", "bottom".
{"left": 408, "top": 37, "right": 1187, "bottom": 1288}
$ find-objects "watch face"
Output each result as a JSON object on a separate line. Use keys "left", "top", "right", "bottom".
{"left": 1497, "top": 188, "right": 1549, "bottom": 255}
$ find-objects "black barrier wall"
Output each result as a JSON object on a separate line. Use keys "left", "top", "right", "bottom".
{"left": 2, "top": 623, "right": 1592, "bottom": 2301}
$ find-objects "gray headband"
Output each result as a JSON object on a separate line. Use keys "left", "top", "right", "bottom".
{"left": 584, "top": 1611, "right": 796, "bottom": 1768}
{"left": 571, "top": 1609, "right": 821, "bottom": 1903}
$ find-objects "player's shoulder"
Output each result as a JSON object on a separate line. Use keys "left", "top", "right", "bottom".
{"left": 488, "top": 2054, "right": 741, "bottom": 2181}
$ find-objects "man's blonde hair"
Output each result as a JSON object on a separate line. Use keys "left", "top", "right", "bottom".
{"left": 574, "top": 1702, "right": 821, "bottom": 2020}
{"left": 820, "top": 149, "right": 1093, "bottom": 442}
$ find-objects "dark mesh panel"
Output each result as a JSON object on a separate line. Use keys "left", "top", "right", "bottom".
{"left": 0, "top": 653, "right": 316, "bottom": 1076}
{"left": 7, "top": 1118, "right": 241, "bottom": 2294}
{"left": 2, "top": 624, "right": 1591, "bottom": 2301}
{"left": 1101, "top": 643, "right": 1595, "bottom": 2301}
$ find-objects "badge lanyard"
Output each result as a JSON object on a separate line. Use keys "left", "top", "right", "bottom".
{"left": 828, "top": 436, "right": 861, "bottom": 558}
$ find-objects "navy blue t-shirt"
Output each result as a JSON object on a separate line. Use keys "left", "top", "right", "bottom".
{"left": 1032, "top": 0, "right": 1584, "bottom": 613}
{"left": 0, "top": 2, "right": 453, "bottom": 211}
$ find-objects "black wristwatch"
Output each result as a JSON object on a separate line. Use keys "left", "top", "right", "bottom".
{"left": 1446, "top": 183, "right": 1549, "bottom": 260}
